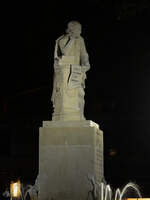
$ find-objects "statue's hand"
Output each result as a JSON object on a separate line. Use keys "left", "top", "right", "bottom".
{"left": 54, "top": 58, "right": 61, "bottom": 72}
{"left": 54, "top": 58, "right": 59, "bottom": 65}
{"left": 81, "top": 65, "right": 90, "bottom": 73}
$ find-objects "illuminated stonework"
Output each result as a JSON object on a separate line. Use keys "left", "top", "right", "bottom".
{"left": 51, "top": 21, "right": 90, "bottom": 121}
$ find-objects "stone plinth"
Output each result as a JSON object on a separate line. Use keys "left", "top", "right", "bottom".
{"left": 39, "top": 120, "right": 103, "bottom": 200}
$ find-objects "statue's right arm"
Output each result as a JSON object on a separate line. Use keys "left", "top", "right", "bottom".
{"left": 54, "top": 40, "right": 60, "bottom": 68}
{"left": 54, "top": 35, "right": 65, "bottom": 59}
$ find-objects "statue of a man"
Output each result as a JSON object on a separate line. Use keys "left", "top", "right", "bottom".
{"left": 51, "top": 21, "right": 90, "bottom": 121}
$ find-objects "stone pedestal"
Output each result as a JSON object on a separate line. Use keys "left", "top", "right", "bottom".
{"left": 39, "top": 120, "right": 103, "bottom": 200}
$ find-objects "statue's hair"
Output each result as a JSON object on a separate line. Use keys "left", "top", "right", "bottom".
{"left": 66, "top": 21, "right": 81, "bottom": 33}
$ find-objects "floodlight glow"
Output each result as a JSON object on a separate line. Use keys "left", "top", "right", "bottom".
{"left": 10, "top": 180, "right": 21, "bottom": 198}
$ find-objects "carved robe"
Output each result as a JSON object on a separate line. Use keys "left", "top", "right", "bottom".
{"left": 51, "top": 34, "right": 90, "bottom": 121}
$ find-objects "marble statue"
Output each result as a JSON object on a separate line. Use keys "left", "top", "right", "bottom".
{"left": 51, "top": 21, "right": 90, "bottom": 121}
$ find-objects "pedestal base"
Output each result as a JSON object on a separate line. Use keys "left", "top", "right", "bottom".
{"left": 39, "top": 120, "right": 103, "bottom": 200}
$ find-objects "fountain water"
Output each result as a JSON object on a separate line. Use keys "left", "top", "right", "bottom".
{"left": 95, "top": 182, "right": 142, "bottom": 200}
{"left": 2, "top": 180, "right": 142, "bottom": 200}
{"left": 119, "top": 182, "right": 142, "bottom": 199}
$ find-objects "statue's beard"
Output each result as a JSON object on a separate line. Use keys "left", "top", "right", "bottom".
{"left": 68, "top": 31, "right": 81, "bottom": 39}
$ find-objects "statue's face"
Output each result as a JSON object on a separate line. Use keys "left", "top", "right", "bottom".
{"left": 67, "top": 25, "right": 81, "bottom": 38}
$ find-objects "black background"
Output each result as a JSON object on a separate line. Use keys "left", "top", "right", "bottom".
{"left": 0, "top": 0, "right": 150, "bottom": 197}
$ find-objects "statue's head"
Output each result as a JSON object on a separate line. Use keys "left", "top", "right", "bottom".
{"left": 66, "top": 21, "right": 82, "bottom": 38}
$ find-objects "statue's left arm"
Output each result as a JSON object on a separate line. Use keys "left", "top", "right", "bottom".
{"left": 80, "top": 37, "right": 90, "bottom": 88}
{"left": 80, "top": 37, "right": 90, "bottom": 72}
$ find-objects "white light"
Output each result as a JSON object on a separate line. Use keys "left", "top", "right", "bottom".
{"left": 10, "top": 180, "right": 21, "bottom": 198}
{"left": 13, "top": 183, "right": 18, "bottom": 197}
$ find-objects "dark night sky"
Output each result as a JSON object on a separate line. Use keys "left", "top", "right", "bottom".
{"left": 0, "top": 0, "right": 150, "bottom": 196}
